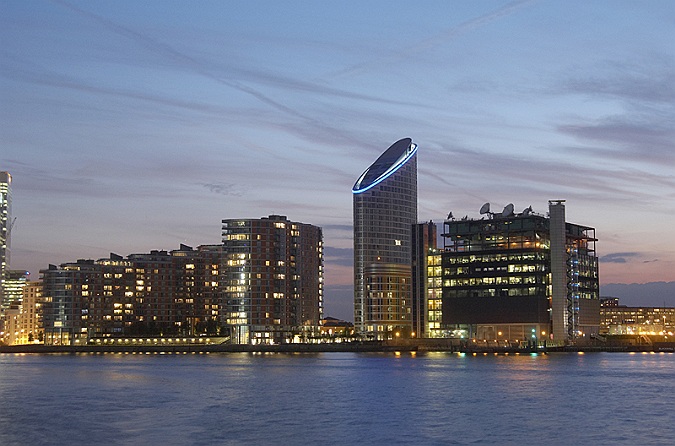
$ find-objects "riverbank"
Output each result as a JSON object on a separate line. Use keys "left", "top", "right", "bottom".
{"left": 2, "top": 339, "right": 674, "bottom": 354}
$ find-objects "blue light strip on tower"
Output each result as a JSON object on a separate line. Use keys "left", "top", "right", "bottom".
{"left": 352, "top": 143, "right": 417, "bottom": 194}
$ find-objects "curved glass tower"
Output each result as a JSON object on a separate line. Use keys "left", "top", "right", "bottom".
{"left": 353, "top": 138, "right": 418, "bottom": 338}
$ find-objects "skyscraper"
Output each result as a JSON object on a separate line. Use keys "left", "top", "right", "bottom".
{"left": 352, "top": 138, "right": 418, "bottom": 338}
{"left": 0, "top": 172, "right": 12, "bottom": 306}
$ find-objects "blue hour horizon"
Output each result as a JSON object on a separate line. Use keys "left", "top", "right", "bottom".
{"left": 2, "top": 1, "right": 674, "bottom": 321}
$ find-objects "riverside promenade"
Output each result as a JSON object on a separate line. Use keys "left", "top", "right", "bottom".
{"left": 2, "top": 338, "right": 674, "bottom": 354}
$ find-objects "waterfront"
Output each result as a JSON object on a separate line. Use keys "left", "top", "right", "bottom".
{"left": 1, "top": 352, "right": 673, "bottom": 445}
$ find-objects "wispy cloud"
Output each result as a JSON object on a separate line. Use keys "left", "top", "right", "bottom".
{"left": 600, "top": 252, "right": 640, "bottom": 263}
{"left": 200, "top": 183, "right": 243, "bottom": 197}
{"left": 329, "top": 0, "right": 538, "bottom": 78}
{"left": 555, "top": 60, "right": 675, "bottom": 166}
{"left": 324, "top": 246, "right": 354, "bottom": 268}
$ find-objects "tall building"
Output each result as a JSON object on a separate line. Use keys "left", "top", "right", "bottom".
{"left": 221, "top": 215, "right": 324, "bottom": 344}
{"left": 352, "top": 138, "right": 418, "bottom": 338}
{"left": 0, "top": 171, "right": 12, "bottom": 305}
{"left": 412, "top": 221, "right": 437, "bottom": 338}
{"left": 2, "top": 270, "right": 30, "bottom": 309}
{"left": 41, "top": 260, "right": 96, "bottom": 345}
{"left": 425, "top": 200, "right": 599, "bottom": 344}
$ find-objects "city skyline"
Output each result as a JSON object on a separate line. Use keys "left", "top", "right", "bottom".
{"left": 1, "top": 1, "right": 674, "bottom": 321}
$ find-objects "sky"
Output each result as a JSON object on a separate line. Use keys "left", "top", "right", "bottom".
{"left": 1, "top": 0, "right": 674, "bottom": 321}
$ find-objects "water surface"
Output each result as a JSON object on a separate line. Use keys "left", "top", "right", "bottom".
{"left": 1, "top": 352, "right": 673, "bottom": 445}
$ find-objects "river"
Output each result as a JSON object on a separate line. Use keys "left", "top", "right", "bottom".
{"left": 0, "top": 352, "right": 673, "bottom": 445}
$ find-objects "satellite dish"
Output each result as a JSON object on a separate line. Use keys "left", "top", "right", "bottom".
{"left": 479, "top": 203, "right": 490, "bottom": 214}
{"left": 502, "top": 203, "right": 514, "bottom": 217}
{"left": 522, "top": 205, "right": 533, "bottom": 215}
{"left": 447, "top": 211, "right": 454, "bottom": 220}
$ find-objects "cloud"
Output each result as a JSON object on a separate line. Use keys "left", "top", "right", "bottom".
{"left": 200, "top": 183, "right": 243, "bottom": 197}
{"left": 600, "top": 252, "right": 640, "bottom": 263}
{"left": 562, "top": 61, "right": 675, "bottom": 104}
{"left": 46, "top": 0, "right": 416, "bottom": 152}
{"left": 323, "top": 246, "right": 353, "bottom": 267}
{"left": 555, "top": 60, "right": 675, "bottom": 166}
{"left": 601, "top": 281, "right": 675, "bottom": 307}
{"left": 322, "top": 224, "right": 353, "bottom": 232}
{"left": 330, "top": 0, "right": 538, "bottom": 78}
{"left": 558, "top": 117, "right": 675, "bottom": 165}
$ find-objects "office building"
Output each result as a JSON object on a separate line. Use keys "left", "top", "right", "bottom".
{"left": 2, "top": 270, "right": 30, "bottom": 309}
{"left": 0, "top": 172, "right": 11, "bottom": 305}
{"left": 426, "top": 200, "right": 599, "bottom": 344}
{"left": 222, "top": 215, "right": 323, "bottom": 344}
{"left": 353, "top": 138, "right": 418, "bottom": 338}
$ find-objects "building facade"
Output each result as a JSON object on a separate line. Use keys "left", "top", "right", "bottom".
{"left": 1, "top": 280, "right": 42, "bottom": 345}
{"left": 40, "top": 245, "right": 226, "bottom": 345}
{"left": 600, "top": 298, "right": 675, "bottom": 335}
{"left": 222, "top": 215, "right": 324, "bottom": 344}
{"left": 412, "top": 221, "right": 437, "bottom": 338}
{"left": 2, "top": 270, "right": 30, "bottom": 310}
{"left": 353, "top": 138, "right": 418, "bottom": 338}
{"left": 425, "top": 200, "right": 599, "bottom": 344}
{"left": 0, "top": 171, "right": 11, "bottom": 306}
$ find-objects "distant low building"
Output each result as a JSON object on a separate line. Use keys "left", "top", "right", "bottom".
{"left": 600, "top": 298, "right": 675, "bottom": 335}
{"left": 319, "top": 317, "right": 354, "bottom": 338}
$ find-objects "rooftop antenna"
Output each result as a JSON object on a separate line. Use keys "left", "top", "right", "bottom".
{"left": 479, "top": 202, "right": 491, "bottom": 220}
{"left": 501, "top": 203, "right": 514, "bottom": 217}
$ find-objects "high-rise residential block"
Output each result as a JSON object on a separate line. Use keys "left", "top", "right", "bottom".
{"left": 352, "top": 138, "right": 418, "bottom": 338}
{"left": 222, "top": 215, "right": 323, "bottom": 344}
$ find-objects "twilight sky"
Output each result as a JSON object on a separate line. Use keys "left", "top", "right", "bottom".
{"left": 2, "top": 0, "right": 674, "bottom": 320}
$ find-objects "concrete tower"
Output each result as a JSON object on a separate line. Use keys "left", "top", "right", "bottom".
{"left": 352, "top": 138, "right": 418, "bottom": 338}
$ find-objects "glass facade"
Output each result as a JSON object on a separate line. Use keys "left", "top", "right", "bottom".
{"left": 427, "top": 202, "right": 599, "bottom": 343}
{"left": 353, "top": 138, "right": 418, "bottom": 337}
{"left": 0, "top": 172, "right": 11, "bottom": 306}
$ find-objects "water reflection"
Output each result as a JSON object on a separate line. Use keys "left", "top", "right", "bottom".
{"left": 0, "top": 352, "right": 673, "bottom": 445}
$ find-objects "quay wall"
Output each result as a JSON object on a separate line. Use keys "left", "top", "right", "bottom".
{"left": 2, "top": 340, "right": 674, "bottom": 355}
